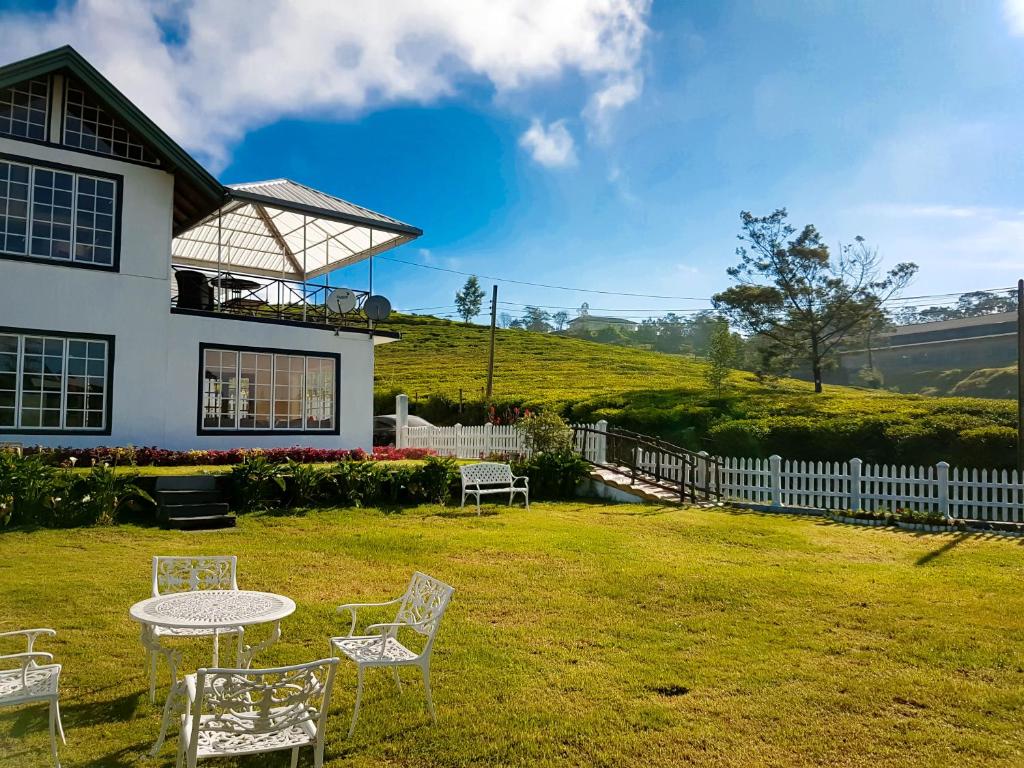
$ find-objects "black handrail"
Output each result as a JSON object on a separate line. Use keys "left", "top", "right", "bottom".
{"left": 573, "top": 425, "right": 722, "bottom": 503}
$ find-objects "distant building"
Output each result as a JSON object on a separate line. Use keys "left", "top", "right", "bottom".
{"left": 837, "top": 312, "right": 1017, "bottom": 383}
{"left": 566, "top": 315, "right": 638, "bottom": 333}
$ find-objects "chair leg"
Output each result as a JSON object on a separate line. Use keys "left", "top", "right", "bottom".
{"left": 290, "top": 746, "right": 300, "bottom": 768}
{"left": 392, "top": 666, "right": 402, "bottom": 692}
{"left": 175, "top": 730, "right": 185, "bottom": 768}
{"left": 348, "top": 666, "right": 365, "bottom": 738}
{"left": 54, "top": 698, "right": 66, "bottom": 744}
{"left": 422, "top": 663, "right": 436, "bottom": 722}
{"left": 476, "top": 494, "right": 481, "bottom": 515}
{"left": 48, "top": 701, "right": 60, "bottom": 767}
{"left": 314, "top": 734, "right": 326, "bottom": 768}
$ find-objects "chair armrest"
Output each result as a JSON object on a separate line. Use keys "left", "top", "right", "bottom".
{"left": 184, "top": 674, "right": 198, "bottom": 703}
{"left": 512, "top": 475, "right": 529, "bottom": 487}
{"left": 0, "top": 628, "right": 56, "bottom": 652}
{"left": 364, "top": 620, "right": 426, "bottom": 635}
{"left": 337, "top": 598, "right": 403, "bottom": 636}
{"left": 0, "top": 651, "right": 54, "bottom": 667}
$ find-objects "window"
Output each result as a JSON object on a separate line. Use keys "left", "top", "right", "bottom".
{"left": 0, "top": 331, "right": 111, "bottom": 432}
{"left": 0, "top": 78, "right": 48, "bottom": 141}
{"left": 201, "top": 346, "right": 336, "bottom": 433}
{"left": 0, "top": 157, "right": 118, "bottom": 267}
{"left": 63, "top": 78, "right": 158, "bottom": 164}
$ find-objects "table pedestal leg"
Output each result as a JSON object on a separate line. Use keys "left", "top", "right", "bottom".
{"left": 240, "top": 621, "right": 282, "bottom": 669}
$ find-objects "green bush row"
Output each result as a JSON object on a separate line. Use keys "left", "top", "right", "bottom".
{"left": 0, "top": 453, "right": 153, "bottom": 528}
{"left": 227, "top": 452, "right": 591, "bottom": 513}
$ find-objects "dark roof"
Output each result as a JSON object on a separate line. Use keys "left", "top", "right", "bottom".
{"left": 890, "top": 311, "right": 1016, "bottom": 336}
{"left": 228, "top": 179, "right": 422, "bottom": 236}
{"left": 0, "top": 46, "right": 224, "bottom": 234}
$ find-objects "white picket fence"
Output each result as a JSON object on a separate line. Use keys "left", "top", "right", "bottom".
{"left": 638, "top": 452, "right": 1024, "bottom": 523}
{"left": 400, "top": 419, "right": 609, "bottom": 462}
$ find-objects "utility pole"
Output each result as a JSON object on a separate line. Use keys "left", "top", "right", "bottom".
{"left": 485, "top": 284, "right": 498, "bottom": 401}
{"left": 1017, "top": 279, "right": 1024, "bottom": 473}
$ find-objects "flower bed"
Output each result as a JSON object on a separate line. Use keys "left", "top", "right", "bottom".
{"left": 21, "top": 445, "right": 435, "bottom": 467}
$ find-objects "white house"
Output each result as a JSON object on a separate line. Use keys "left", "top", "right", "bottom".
{"left": 0, "top": 47, "right": 421, "bottom": 450}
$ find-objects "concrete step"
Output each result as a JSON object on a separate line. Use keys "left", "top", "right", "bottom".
{"left": 165, "top": 514, "right": 237, "bottom": 531}
{"left": 153, "top": 474, "right": 222, "bottom": 491}
{"left": 155, "top": 489, "right": 224, "bottom": 506}
{"left": 589, "top": 468, "right": 686, "bottom": 504}
{"left": 161, "top": 502, "right": 231, "bottom": 519}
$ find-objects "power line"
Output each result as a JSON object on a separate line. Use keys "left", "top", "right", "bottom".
{"left": 377, "top": 255, "right": 713, "bottom": 301}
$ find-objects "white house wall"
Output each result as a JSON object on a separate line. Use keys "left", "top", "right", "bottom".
{"left": 0, "top": 136, "right": 377, "bottom": 450}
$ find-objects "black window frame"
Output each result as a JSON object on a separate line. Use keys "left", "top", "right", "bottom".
{"left": 0, "top": 151, "right": 123, "bottom": 272}
{"left": 196, "top": 342, "right": 341, "bottom": 437}
{"left": 0, "top": 325, "right": 114, "bottom": 436}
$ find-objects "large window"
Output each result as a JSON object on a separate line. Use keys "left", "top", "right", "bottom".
{"left": 0, "top": 157, "right": 118, "bottom": 267}
{"left": 200, "top": 346, "right": 337, "bottom": 433}
{"left": 63, "top": 78, "right": 158, "bottom": 164}
{"left": 0, "top": 78, "right": 48, "bottom": 142}
{"left": 0, "top": 330, "right": 111, "bottom": 432}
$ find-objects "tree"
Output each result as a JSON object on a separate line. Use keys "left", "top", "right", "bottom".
{"left": 712, "top": 209, "right": 916, "bottom": 393}
{"left": 895, "top": 289, "right": 1017, "bottom": 325}
{"left": 498, "top": 312, "right": 514, "bottom": 329}
{"left": 454, "top": 275, "right": 485, "bottom": 324}
{"left": 578, "top": 302, "right": 590, "bottom": 317}
{"left": 551, "top": 311, "right": 569, "bottom": 331}
{"left": 522, "top": 306, "right": 552, "bottom": 332}
{"left": 703, "top": 322, "right": 741, "bottom": 396}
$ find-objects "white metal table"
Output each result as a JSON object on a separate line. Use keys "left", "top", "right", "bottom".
{"left": 129, "top": 590, "right": 296, "bottom": 756}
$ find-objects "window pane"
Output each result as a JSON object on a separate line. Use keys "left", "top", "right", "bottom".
{"left": 30, "top": 169, "right": 74, "bottom": 260}
{"left": 203, "top": 349, "right": 238, "bottom": 429}
{"left": 65, "top": 338, "right": 106, "bottom": 431}
{"left": 0, "top": 78, "right": 48, "bottom": 141}
{"left": 0, "top": 161, "right": 30, "bottom": 255}
{"left": 74, "top": 173, "right": 116, "bottom": 265}
{"left": 305, "top": 357, "right": 335, "bottom": 430}
{"left": 273, "top": 355, "right": 305, "bottom": 430}
{"left": 238, "top": 352, "right": 272, "bottom": 430}
{"left": 63, "top": 78, "right": 158, "bottom": 164}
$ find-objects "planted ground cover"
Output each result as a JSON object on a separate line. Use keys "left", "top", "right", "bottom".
{"left": 2, "top": 502, "right": 1023, "bottom": 766}
{"left": 374, "top": 314, "right": 1017, "bottom": 467}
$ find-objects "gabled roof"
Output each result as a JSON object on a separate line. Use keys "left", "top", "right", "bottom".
{"left": 228, "top": 179, "right": 421, "bottom": 237}
{"left": 0, "top": 46, "right": 224, "bottom": 234}
{"left": 171, "top": 179, "right": 421, "bottom": 281}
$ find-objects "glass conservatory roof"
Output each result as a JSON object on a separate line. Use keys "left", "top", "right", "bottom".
{"left": 171, "top": 179, "right": 422, "bottom": 280}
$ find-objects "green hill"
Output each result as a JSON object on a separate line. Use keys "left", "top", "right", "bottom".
{"left": 374, "top": 314, "right": 1017, "bottom": 468}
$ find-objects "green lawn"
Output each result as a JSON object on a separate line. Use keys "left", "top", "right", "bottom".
{"left": 2, "top": 502, "right": 1024, "bottom": 767}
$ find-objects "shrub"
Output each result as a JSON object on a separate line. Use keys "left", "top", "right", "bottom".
{"left": 21, "top": 445, "right": 434, "bottom": 467}
{"left": 227, "top": 455, "right": 286, "bottom": 513}
{"left": 68, "top": 464, "right": 154, "bottom": 526}
{"left": 328, "top": 460, "right": 383, "bottom": 507}
{"left": 512, "top": 450, "right": 589, "bottom": 500}
{"left": 515, "top": 411, "right": 573, "bottom": 455}
{"left": 280, "top": 459, "right": 331, "bottom": 508}
{"left": 0, "top": 452, "right": 69, "bottom": 527}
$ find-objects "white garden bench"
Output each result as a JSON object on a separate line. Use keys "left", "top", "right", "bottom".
{"left": 459, "top": 462, "right": 529, "bottom": 514}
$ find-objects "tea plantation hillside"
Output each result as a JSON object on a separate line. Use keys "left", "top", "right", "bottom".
{"left": 373, "top": 314, "right": 1017, "bottom": 468}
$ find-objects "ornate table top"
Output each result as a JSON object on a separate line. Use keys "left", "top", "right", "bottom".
{"left": 129, "top": 590, "right": 295, "bottom": 630}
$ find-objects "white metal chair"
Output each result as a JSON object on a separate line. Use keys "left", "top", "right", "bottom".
{"left": 459, "top": 462, "right": 529, "bottom": 514}
{"left": 176, "top": 658, "right": 338, "bottom": 768}
{"left": 145, "top": 556, "right": 243, "bottom": 703}
{"left": 329, "top": 571, "right": 454, "bottom": 737}
{"left": 0, "top": 628, "right": 65, "bottom": 767}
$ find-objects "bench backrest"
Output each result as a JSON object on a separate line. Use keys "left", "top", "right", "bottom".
{"left": 460, "top": 462, "right": 514, "bottom": 486}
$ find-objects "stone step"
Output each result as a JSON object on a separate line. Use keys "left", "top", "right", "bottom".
{"left": 155, "top": 489, "right": 224, "bottom": 506}
{"left": 165, "top": 514, "right": 237, "bottom": 531}
{"left": 160, "top": 502, "right": 231, "bottom": 519}
{"left": 153, "top": 474, "right": 222, "bottom": 491}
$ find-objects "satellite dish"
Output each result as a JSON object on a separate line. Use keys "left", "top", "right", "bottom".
{"left": 363, "top": 295, "right": 392, "bottom": 322}
{"left": 326, "top": 288, "right": 357, "bottom": 314}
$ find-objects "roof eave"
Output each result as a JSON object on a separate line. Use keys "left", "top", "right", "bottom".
{"left": 227, "top": 188, "right": 423, "bottom": 238}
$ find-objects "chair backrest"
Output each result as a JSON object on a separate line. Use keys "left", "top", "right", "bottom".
{"left": 174, "top": 269, "right": 213, "bottom": 310}
{"left": 395, "top": 571, "right": 454, "bottom": 641}
{"left": 190, "top": 659, "right": 337, "bottom": 752}
{"left": 152, "top": 556, "right": 238, "bottom": 597}
{"left": 460, "top": 462, "right": 513, "bottom": 486}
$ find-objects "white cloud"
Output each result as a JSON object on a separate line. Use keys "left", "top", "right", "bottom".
{"left": 519, "top": 118, "right": 577, "bottom": 168}
{"left": 0, "top": 0, "right": 650, "bottom": 170}
{"left": 584, "top": 72, "right": 642, "bottom": 141}
{"left": 1005, "top": 0, "right": 1024, "bottom": 35}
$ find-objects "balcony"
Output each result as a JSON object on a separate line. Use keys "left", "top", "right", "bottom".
{"left": 171, "top": 265, "right": 382, "bottom": 333}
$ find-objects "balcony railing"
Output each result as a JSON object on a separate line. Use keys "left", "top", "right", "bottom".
{"left": 171, "top": 265, "right": 371, "bottom": 330}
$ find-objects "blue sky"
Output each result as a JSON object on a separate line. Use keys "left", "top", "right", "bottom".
{"left": 4, "top": 1, "right": 1024, "bottom": 322}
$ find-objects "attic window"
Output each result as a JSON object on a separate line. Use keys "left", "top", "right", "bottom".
{"left": 0, "top": 78, "right": 48, "bottom": 141}
{"left": 62, "top": 78, "right": 158, "bottom": 165}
